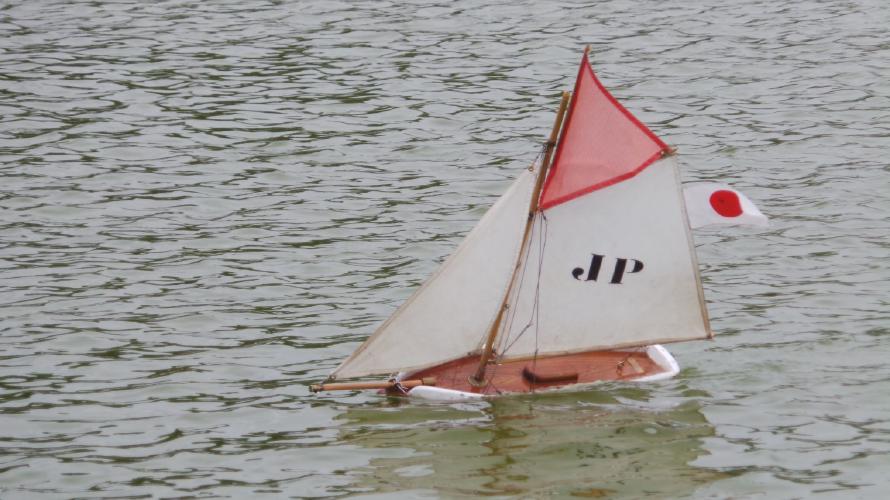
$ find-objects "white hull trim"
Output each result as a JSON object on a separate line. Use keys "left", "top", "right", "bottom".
{"left": 404, "top": 344, "right": 680, "bottom": 401}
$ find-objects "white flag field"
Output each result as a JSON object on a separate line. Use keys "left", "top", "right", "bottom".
{"left": 683, "top": 183, "right": 768, "bottom": 229}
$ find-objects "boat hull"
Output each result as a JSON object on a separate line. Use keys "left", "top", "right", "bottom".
{"left": 393, "top": 345, "right": 679, "bottom": 401}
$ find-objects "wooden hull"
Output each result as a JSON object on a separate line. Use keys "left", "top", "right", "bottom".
{"left": 391, "top": 345, "right": 678, "bottom": 399}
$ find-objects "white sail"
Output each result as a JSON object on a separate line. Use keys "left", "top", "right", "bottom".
{"left": 330, "top": 169, "right": 536, "bottom": 379}
{"left": 497, "top": 157, "right": 710, "bottom": 359}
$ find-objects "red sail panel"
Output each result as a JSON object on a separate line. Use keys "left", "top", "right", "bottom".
{"left": 539, "top": 52, "right": 670, "bottom": 210}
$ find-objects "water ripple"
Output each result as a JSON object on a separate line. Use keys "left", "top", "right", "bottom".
{"left": 1, "top": 0, "right": 888, "bottom": 497}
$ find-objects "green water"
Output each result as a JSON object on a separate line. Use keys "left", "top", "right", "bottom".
{"left": 1, "top": 0, "right": 888, "bottom": 497}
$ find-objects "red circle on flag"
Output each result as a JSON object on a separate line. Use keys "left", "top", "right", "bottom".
{"left": 709, "top": 190, "right": 743, "bottom": 217}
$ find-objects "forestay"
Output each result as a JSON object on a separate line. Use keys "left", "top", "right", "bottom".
{"left": 330, "top": 169, "right": 536, "bottom": 379}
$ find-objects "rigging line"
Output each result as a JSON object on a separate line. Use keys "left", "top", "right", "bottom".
{"left": 496, "top": 211, "right": 535, "bottom": 358}
{"left": 479, "top": 150, "right": 545, "bottom": 358}
{"left": 531, "top": 212, "right": 548, "bottom": 379}
{"left": 501, "top": 211, "right": 548, "bottom": 355}
{"left": 489, "top": 229, "right": 533, "bottom": 387}
{"left": 498, "top": 207, "right": 543, "bottom": 356}
{"left": 528, "top": 213, "right": 549, "bottom": 393}
{"left": 492, "top": 150, "right": 546, "bottom": 360}
{"left": 534, "top": 212, "right": 548, "bottom": 353}
{"left": 480, "top": 150, "right": 546, "bottom": 389}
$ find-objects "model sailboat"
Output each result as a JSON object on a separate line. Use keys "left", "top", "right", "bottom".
{"left": 312, "top": 48, "right": 767, "bottom": 400}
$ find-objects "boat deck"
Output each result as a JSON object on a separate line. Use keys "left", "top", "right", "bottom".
{"left": 401, "top": 349, "right": 667, "bottom": 396}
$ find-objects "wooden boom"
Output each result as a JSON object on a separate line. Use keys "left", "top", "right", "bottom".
{"left": 310, "top": 377, "right": 436, "bottom": 393}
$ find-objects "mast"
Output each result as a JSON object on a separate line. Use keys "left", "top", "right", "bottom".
{"left": 470, "top": 89, "right": 572, "bottom": 385}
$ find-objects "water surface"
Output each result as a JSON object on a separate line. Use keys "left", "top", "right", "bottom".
{"left": 1, "top": 0, "right": 888, "bottom": 497}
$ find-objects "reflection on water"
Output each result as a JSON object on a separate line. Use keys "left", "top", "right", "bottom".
{"left": 339, "top": 389, "right": 725, "bottom": 498}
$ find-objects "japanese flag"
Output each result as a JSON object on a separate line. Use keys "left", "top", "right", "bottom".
{"left": 683, "top": 183, "right": 768, "bottom": 229}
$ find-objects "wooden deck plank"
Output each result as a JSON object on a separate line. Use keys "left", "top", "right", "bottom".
{"left": 401, "top": 350, "right": 666, "bottom": 395}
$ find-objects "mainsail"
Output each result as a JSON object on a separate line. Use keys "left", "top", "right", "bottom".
{"left": 328, "top": 50, "right": 711, "bottom": 382}
{"left": 497, "top": 52, "right": 710, "bottom": 359}
{"left": 497, "top": 156, "right": 711, "bottom": 359}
